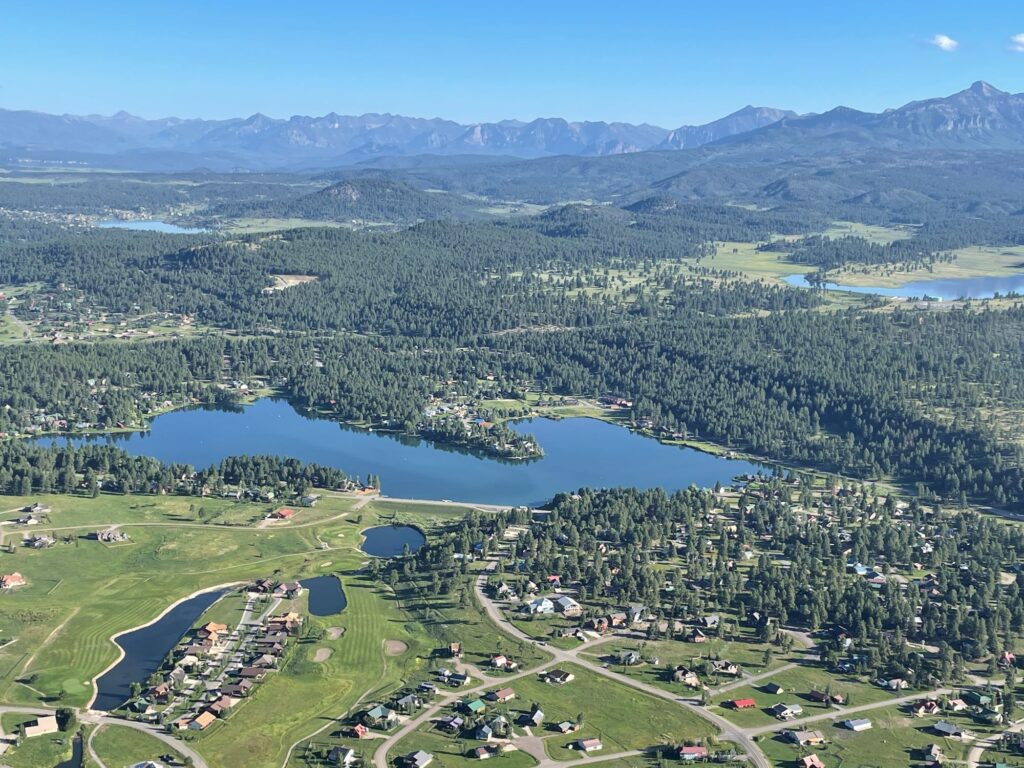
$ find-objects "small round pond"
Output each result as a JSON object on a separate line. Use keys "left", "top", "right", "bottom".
{"left": 361, "top": 525, "right": 426, "bottom": 558}
{"left": 301, "top": 575, "right": 347, "bottom": 615}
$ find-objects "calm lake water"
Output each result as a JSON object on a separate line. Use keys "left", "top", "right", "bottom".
{"left": 93, "top": 588, "right": 226, "bottom": 712}
{"left": 301, "top": 575, "right": 347, "bottom": 615}
{"left": 361, "top": 525, "right": 427, "bottom": 558}
{"left": 96, "top": 219, "right": 206, "bottom": 234}
{"left": 785, "top": 272, "right": 1024, "bottom": 300}
{"left": 36, "top": 399, "right": 764, "bottom": 506}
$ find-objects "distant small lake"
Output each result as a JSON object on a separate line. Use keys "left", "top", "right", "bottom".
{"left": 96, "top": 219, "right": 206, "bottom": 234}
{"left": 34, "top": 399, "right": 765, "bottom": 506}
{"left": 361, "top": 525, "right": 426, "bottom": 558}
{"left": 785, "top": 273, "right": 1024, "bottom": 300}
{"left": 301, "top": 575, "right": 347, "bottom": 615}
{"left": 92, "top": 588, "right": 226, "bottom": 712}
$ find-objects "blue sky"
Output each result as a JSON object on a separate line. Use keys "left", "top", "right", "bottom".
{"left": 3, "top": 1, "right": 1023, "bottom": 126}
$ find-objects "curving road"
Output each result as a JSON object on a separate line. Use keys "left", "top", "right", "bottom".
{"left": 469, "top": 562, "right": 772, "bottom": 768}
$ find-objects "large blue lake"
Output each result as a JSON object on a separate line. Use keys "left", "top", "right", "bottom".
{"left": 36, "top": 399, "right": 764, "bottom": 506}
{"left": 785, "top": 272, "right": 1024, "bottom": 300}
{"left": 96, "top": 219, "right": 206, "bottom": 234}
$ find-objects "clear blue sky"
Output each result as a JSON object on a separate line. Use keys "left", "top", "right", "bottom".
{"left": 3, "top": 1, "right": 1023, "bottom": 127}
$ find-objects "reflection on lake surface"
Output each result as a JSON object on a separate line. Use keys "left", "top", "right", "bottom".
{"left": 96, "top": 219, "right": 206, "bottom": 234}
{"left": 93, "top": 588, "right": 226, "bottom": 712}
{"left": 785, "top": 272, "right": 1024, "bottom": 300}
{"left": 301, "top": 575, "right": 347, "bottom": 615}
{"left": 361, "top": 525, "right": 427, "bottom": 558}
{"left": 35, "top": 399, "right": 765, "bottom": 506}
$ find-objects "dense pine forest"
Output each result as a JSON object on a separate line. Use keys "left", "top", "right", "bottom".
{"left": 1, "top": 166, "right": 1024, "bottom": 509}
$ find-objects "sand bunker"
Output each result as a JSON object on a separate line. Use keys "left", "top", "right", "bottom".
{"left": 327, "top": 627, "right": 346, "bottom": 640}
{"left": 313, "top": 647, "right": 333, "bottom": 663}
{"left": 385, "top": 639, "right": 408, "bottom": 656}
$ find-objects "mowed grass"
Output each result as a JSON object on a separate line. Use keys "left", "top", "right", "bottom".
{"left": 506, "top": 663, "right": 716, "bottom": 758}
{"left": 91, "top": 723, "right": 186, "bottom": 767}
{"left": 756, "top": 705, "right": 976, "bottom": 766}
{"left": 390, "top": 726, "right": 538, "bottom": 768}
{"left": 827, "top": 243, "right": 1024, "bottom": 288}
{"left": 693, "top": 242, "right": 802, "bottom": 282}
{"left": 819, "top": 221, "right": 913, "bottom": 245}
{"left": 200, "top": 567, "right": 432, "bottom": 768}
{"left": 0, "top": 713, "right": 74, "bottom": 767}
{"left": 711, "top": 663, "right": 897, "bottom": 729}
{"left": 580, "top": 636, "right": 784, "bottom": 694}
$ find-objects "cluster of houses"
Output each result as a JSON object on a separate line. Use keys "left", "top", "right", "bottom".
{"left": 909, "top": 689, "right": 1003, "bottom": 729}
{"left": 123, "top": 605, "right": 302, "bottom": 734}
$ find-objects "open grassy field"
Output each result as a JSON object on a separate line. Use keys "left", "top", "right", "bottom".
{"left": 222, "top": 217, "right": 347, "bottom": 234}
{"left": 711, "top": 663, "right": 898, "bottom": 729}
{"left": 90, "top": 723, "right": 186, "bottom": 767}
{"left": 580, "top": 636, "right": 785, "bottom": 695}
{"left": 756, "top": 705, "right": 978, "bottom": 767}
{"left": 507, "top": 663, "right": 716, "bottom": 758}
{"left": 824, "top": 243, "right": 1024, "bottom": 288}
{"left": 0, "top": 490, "right": 494, "bottom": 768}
{"left": 389, "top": 725, "right": 539, "bottom": 768}
{"left": 819, "top": 221, "right": 913, "bottom": 244}
{"left": 0, "top": 713, "right": 75, "bottom": 767}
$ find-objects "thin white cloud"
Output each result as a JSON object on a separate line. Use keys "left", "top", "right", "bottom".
{"left": 1011, "top": 33, "right": 1024, "bottom": 52}
{"left": 930, "top": 34, "right": 959, "bottom": 52}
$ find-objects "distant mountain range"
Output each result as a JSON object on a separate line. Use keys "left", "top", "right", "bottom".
{"left": 0, "top": 104, "right": 794, "bottom": 170}
{"left": 0, "top": 82, "right": 1022, "bottom": 171}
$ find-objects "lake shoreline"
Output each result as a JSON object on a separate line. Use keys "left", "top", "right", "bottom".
{"left": 86, "top": 581, "right": 243, "bottom": 712}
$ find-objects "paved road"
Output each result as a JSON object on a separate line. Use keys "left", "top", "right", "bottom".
{"left": 470, "top": 563, "right": 772, "bottom": 768}
{"left": 0, "top": 706, "right": 209, "bottom": 768}
{"left": 744, "top": 687, "right": 952, "bottom": 737}
{"left": 966, "top": 717, "right": 1024, "bottom": 767}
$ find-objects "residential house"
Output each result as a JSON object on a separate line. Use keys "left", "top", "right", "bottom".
{"left": 487, "top": 687, "right": 515, "bottom": 703}
{"left": 919, "top": 744, "right": 943, "bottom": 763}
{"left": 807, "top": 689, "right": 845, "bottom": 705}
{"left": 396, "top": 694, "right": 422, "bottom": 712}
{"left": 464, "top": 699, "right": 486, "bottom": 715}
{"left": 799, "top": 756, "right": 825, "bottom": 768}
{"left": 446, "top": 642, "right": 463, "bottom": 658}
{"left": 770, "top": 703, "right": 803, "bottom": 720}
{"left": 841, "top": 719, "right": 873, "bottom": 732}
{"left": 679, "top": 745, "right": 709, "bottom": 761}
{"left": 188, "top": 711, "right": 217, "bottom": 731}
{"left": 523, "top": 597, "right": 554, "bottom": 615}
{"left": 786, "top": 730, "right": 825, "bottom": 746}
{"left": 945, "top": 698, "right": 968, "bottom": 713}
{"left": 575, "top": 738, "right": 603, "bottom": 752}
{"left": 912, "top": 699, "right": 941, "bottom": 717}
{"left": 687, "top": 628, "right": 708, "bottom": 644}
{"left": 618, "top": 650, "right": 642, "bottom": 666}
{"left": 541, "top": 669, "right": 575, "bottom": 685}
{"left": 729, "top": 698, "right": 757, "bottom": 710}
{"left": 438, "top": 715, "right": 464, "bottom": 733}
{"left": 933, "top": 721, "right": 971, "bottom": 740}
{"left": 23, "top": 715, "right": 59, "bottom": 738}
{"left": 520, "top": 706, "right": 544, "bottom": 727}
{"left": 272, "top": 507, "right": 295, "bottom": 520}
{"left": 673, "top": 666, "right": 701, "bottom": 687}
{"left": 474, "top": 724, "right": 492, "bottom": 741}
{"left": 328, "top": 746, "right": 358, "bottom": 766}
{"left": 221, "top": 680, "right": 253, "bottom": 698}
{"left": 364, "top": 704, "right": 398, "bottom": 728}
{"left": 490, "top": 654, "right": 518, "bottom": 671}
{"left": 554, "top": 596, "right": 582, "bottom": 616}
{"left": 711, "top": 660, "right": 739, "bottom": 676}
{"left": 1, "top": 573, "right": 27, "bottom": 589}
{"left": 557, "top": 721, "right": 580, "bottom": 734}
{"left": 402, "top": 751, "right": 433, "bottom": 768}
{"left": 763, "top": 682, "right": 784, "bottom": 695}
